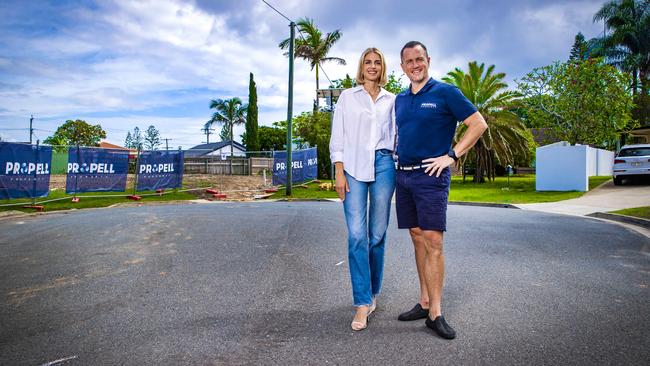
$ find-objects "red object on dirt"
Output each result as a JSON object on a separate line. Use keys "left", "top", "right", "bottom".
{"left": 23, "top": 205, "right": 44, "bottom": 212}
{"left": 127, "top": 195, "right": 141, "bottom": 201}
{"left": 71, "top": 197, "right": 80, "bottom": 203}
{"left": 264, "top": 188, "right": 278, "bottom": 193}
{"left": 212, "top": 193, "right": 227, "bottom": 199}
{"left": 156, "top": 189, "right": 164, "bottom": 195}
{"left": 206, "top": 189, "right": 219, "bottom": 194}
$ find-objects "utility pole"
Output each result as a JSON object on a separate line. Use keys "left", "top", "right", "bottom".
{"left": 285, "top": 21, "right": 295, "bottom": 196}
{"left": 163, "top": 138, "right": 172, "bottom": 151}
{"left": 202, "top": 126, "right": 214, "bottom": 144}
{"left": 29, "top": 115, "right": 34, "bottom": 144}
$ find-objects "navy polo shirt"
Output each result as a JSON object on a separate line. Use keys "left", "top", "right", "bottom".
{"left": 395, "top": 78, "right": 477, "bottom": 166}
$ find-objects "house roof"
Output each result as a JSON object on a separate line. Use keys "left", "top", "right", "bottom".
{"left": 99, "top": 141, "right": 137, "bottom": 157}
{"left": 185, "top": 140, "right": 247, "bottom": 157}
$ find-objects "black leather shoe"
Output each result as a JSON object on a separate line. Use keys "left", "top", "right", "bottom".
{"left": 425, "top": 315, "right": 456, "bottom": 339}
{"left": 397, "top": 303, "right": 429, "bottom": 321}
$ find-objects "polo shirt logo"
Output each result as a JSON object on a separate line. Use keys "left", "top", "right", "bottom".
{"left": 420, "top": 102, "right": 437, "bottom": 109}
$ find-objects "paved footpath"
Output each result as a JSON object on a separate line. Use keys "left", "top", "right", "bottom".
{"left": 516, "top": 180, "right": 650, "bottom": 216}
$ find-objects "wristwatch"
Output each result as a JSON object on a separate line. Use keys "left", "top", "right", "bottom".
{"left": 447, "top": 149, "right": 458, "bottom": 162}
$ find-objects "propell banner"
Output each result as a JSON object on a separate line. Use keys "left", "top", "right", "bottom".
{"left": 272, "top": 147, "right": 318, "bottom": 185}
{"left": 0, "top": 142, "right": 52, "bottom": 200}
{"left": 136, "top": 150, "right": 184, "bottom": 191}
{"left": 66, "top": 147, "right": 129, "bottom": 193}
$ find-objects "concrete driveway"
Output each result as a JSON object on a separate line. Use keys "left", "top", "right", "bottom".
{"left": 0, "top": 202, "right": 648, "bottom": 365}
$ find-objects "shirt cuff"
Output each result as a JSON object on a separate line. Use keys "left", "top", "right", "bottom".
{"left": 330, "top": 152, "right": 343, "bottom": 163}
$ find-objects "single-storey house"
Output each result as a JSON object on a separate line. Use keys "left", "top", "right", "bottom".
{"left": 185, "top": 140, "right": 247, "bottom": 159}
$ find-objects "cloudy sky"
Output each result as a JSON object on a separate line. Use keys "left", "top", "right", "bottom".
{"left": 0, "top": 0, "right": 605, "bottom": 149}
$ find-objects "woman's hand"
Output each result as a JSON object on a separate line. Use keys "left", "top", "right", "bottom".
{"left": 335, "top": 170, "right": 349, "bottom": 201}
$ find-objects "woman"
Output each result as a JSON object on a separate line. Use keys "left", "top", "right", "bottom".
{"left": 329, "top": 47, "right": 396, "bottom": 331}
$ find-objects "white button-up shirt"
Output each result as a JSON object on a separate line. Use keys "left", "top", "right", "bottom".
{"left": 329, "top": 85, "right": 396, "bottom": 182}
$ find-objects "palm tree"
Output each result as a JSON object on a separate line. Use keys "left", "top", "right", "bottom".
{"left": 206, "top": 97, "right": 247, "bottom": 174}
{"left": 593, "top": 0, "right": 649, "bottom": 95}
{"left": 443, "top": 62, "right": 533, "bottom": 182}
{"left": 279, "top": 17, "right": 346, "bottom": 103}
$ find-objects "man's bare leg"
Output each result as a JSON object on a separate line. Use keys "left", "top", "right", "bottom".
{"left": 421, "top": 229, "right": 444, "bottom": 317}
{"left": 409, "top": 227, "right": 430, "bottom": 309}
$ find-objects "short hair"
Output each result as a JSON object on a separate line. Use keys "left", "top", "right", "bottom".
{"left": 355, "top": 47, "right": 388, "bottom": 86}
{"left": 400, "top": 41, "right": 429, "bottom": 61}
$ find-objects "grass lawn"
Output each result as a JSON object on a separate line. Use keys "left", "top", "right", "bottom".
{"left": 271, "top": 175, "right": 612, "bottom": 204}
{"left": 609, "top": 206, "right": 650, "bottom": 220}
{"left": 0, "top": 189, "right": 196, "bottom": 213}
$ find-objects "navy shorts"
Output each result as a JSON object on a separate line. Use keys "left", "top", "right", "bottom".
{"left": 395, "top": 167, "right": 451, "bottom": 231}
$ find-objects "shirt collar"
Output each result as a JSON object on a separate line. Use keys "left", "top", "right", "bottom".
{"left": 352, "top": 85, "right": 390, "bottom": 100}
{"left": 408, "top": 77, "right": 437, "bottom": 95}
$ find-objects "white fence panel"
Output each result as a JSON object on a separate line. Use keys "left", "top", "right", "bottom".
{"left": 536, "top": 142, "right": 588, "bottom": 191}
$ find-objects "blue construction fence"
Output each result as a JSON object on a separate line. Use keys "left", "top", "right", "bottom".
{"left": 0, "top": 142, "right": 183, "bottom": 201}
{"left": 1, "top": 142, "right": 319, "bottom": 204}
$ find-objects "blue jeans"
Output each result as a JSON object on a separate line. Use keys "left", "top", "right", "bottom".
{"left": 343, "top": 150, "right": 396, "bottom": 306}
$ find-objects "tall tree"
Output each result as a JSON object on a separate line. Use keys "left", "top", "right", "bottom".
{"left": 144, "top": 125, "right": 161, "bottom": 150}
{"left": 206, "top": 97, "right": 247, "bottom": 173}
{"left": 44, "top": 119, "right": 106, "bottom": 147}
{"left": 518, "top": 59, "right": 635, "bottom": 148}
{"left": 569, "top": 32, "right": 589, "bottom": 61}
{"left": 443, "top": 61, "right": 533, "bottom": 182}
{"left": 244, "top": 72, "right": 260, "bottom": 152}
{"left": 593, "top": 0, "right": 649, "bottom": 95}
{"left": 278, "top": 17, "right": 346, "bottom": 100}
{"left": 124, "top": 127, "right": 143, "bottom": 150}
{"left": 124, "top": 131, "right": 133, "bottom": 149}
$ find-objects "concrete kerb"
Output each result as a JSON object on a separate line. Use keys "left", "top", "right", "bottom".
{"left": 587, "top": 212, "right": 650, "bottom": 230}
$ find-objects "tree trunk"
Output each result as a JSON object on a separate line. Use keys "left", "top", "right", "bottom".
{"left": 230, "top": 123, "right": 234, "bottom": 175}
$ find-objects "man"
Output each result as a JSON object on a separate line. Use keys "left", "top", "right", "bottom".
{"left": 394, "top": 41, "right": 487, "bottom": 339}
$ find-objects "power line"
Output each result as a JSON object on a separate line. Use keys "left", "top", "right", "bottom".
{"left": 262, "top": 0, "right": 335, "bottom": 85}
{"left": 261, "top": 0, "right": 292, "bottom": 23}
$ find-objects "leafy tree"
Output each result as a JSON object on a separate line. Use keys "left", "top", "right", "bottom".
{"left": 443, "top": 61, "right": 533, "bottom": 182}
{"left": 592, "top": 0, "right": 650, "bottom": 130}
{"left": 291, "top": 111, "right": 333, "bottom": 179}
{"left": 384, "top": 71, "right": 406, "bottom": 95}
{"left": 279, "top": 17, "right": 346, "bottom": 96}
{"left": 144, "top": 125, "right": 161, "bottom": 150}
{"left": 330, "top": 73, "right": 356, "bottom": 89}
{"left": 517, "top": 59, "right": 635, "bottom": 148}
{"left": 242, "top": 125, "right": 287, "bottom": 151}
{"left": 44, "top": 119, "right": 106, "bottom": 147}
{"left": 244, "top": 73, "right": 260, "bottom": 152}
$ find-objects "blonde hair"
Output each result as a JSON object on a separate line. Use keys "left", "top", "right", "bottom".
{"left": 355, "top": 47, "right": 388, "bottom": 86}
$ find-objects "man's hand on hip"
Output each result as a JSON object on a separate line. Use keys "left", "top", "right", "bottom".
{"left": 422, "top": 155, "right": 454, "bottom": 177}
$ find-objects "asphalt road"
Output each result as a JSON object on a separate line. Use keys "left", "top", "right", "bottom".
{"left": 0, "top": 202, "right": 648, "bottom": 365}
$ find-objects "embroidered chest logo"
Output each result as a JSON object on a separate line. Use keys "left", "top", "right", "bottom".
{"left": 420, "top": 102, "right": 437, "bottom": 109}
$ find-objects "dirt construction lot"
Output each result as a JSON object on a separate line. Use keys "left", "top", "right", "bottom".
{"left": 48, "top": 174, "right": 273, "bottom": 201}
